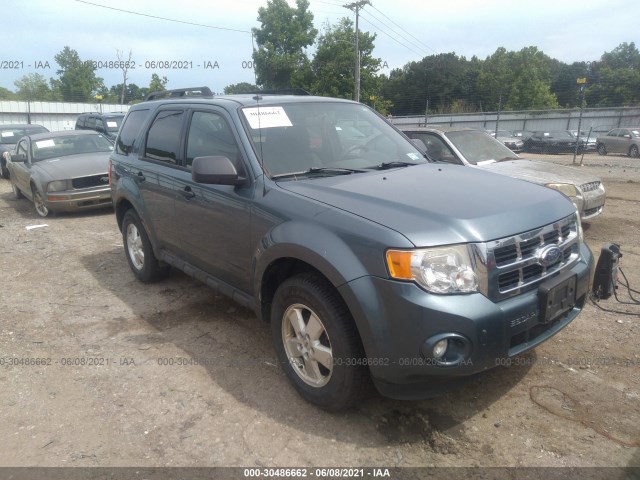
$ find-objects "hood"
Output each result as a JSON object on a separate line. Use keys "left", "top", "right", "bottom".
{"left": 33, "top": 152, "right": 110, "bottom": 180}
{"left": 277, "top": 164, "right": 576, "bottom": 246}
{"left": 476, "top": 158, "right": 600, "bottom": 187}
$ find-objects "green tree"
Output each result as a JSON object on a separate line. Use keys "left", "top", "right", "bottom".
{"left": 252, "top": 0, "right": 317, "bottom": 89}
{"left": 478, "top": 47, "right": 558, "bottom": 111}
{"left": 600, "top": 42, "right": 640, "bottom": 70}
{"left": 14, "top": 73, "right": 58, "bottom": 101}
{"left": 148, "top": 73, "right": 168, "bottom": 94}
{"left": 311, "top": 18, "right": 381, "bottom": 101}
{"left": 224, "top": 82, "right": 259, "bottom": 94}
{"left": 0, "top": 87, "right": 15, "bottom": 100}
{"left": 587, "top": 42, "right": 640, "bottom": 107}
{"left": 51, "top": 46, "right": 103, "bottom": 102}
{"left": 107, "top": 83, "right": 144, "bottom": 104}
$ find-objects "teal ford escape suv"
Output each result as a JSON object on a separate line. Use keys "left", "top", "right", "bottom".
{"left": 109, "top": 88, "right": 593, "bottom": 410}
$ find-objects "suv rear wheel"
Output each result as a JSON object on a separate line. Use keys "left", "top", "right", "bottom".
{"left": 271, "top": 273, "right": 370, "bottom": 411}
{"left": 122, "top": 209, "right": 168, "bottom": 283}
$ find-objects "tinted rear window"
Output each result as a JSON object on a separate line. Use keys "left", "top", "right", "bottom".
{"left": 116, "top": 109, "right": 150, "bottom": 155}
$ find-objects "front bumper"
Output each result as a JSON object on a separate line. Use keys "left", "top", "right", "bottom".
{"left": 45, "top": 186, "right": 113, "bottom": 212}
{"left": 338, "top": 243, "right": 593, "bottom": 400}
{"left": 580, "top": 184, "right": 606, "bottom": 220}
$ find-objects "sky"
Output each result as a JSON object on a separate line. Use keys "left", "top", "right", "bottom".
{"left": 2, "top": 0, "right": 638, "bottom": 96}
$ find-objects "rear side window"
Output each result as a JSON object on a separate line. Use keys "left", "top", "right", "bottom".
{"left": 76, "top": 116, "right": 86, "bottom": 128}
{"left": 144, "top": 110, "right": 184, "bottom": 164}
{"left": 116, "top": 109, "right": 150, "bottom": 155}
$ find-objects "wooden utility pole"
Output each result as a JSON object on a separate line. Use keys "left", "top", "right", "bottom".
{"left": 343, "top": 0, "right": 370, "bottom": 102}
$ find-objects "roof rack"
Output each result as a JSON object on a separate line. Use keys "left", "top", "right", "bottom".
{"left": 145, "top": 86, "right": 213, "bottom": 101}
{"left": 249, "top": 88, "right": 310, "bottom": 96}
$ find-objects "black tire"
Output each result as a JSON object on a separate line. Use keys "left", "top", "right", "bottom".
{"left": 122, "top": 209, "right": 168, "bottom": 283}
{"left": 597, "top": 143, "right": 607, "bottom": 156}
{"left": 629, "top": 145, "right": 639, "bottom": 158}
{"left": 11, "top": 181, "right": 23, "bottom": 199}
{"left": 270, "top": 273, "right": 371, "bottom": 411}
{"left": 32, "top": 187, "right": 50, "bottom": 217}
{"left": 271, "top": 273, "right": 370, "bottom": 411}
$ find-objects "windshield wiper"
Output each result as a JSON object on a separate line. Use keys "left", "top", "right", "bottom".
{"left": 366, "top": 161, "right": 418, "bottom": 170}
{"left": 496, "top": 156, "right": 519, "bottom": 162}
{"left": 271, "top": 166, "right": 366, "bottom": 179}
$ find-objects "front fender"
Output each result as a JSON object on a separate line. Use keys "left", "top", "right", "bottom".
{"left": 253, "top": 220, "right": 373, "bottom": 293}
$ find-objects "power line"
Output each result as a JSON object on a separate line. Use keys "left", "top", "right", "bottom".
{"left": 73, "top": 0, "right": 252, "bottom": 34}
{"left": 369, "top": 4, "right": 436, "bottom": 54}
{"left": 362, "top": 9, "right": 432, "bottom": 57}
{"left": 359, "top": 11, "right": 425, "bottom": 58}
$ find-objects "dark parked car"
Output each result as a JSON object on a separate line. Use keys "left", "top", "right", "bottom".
{"left": 524, "top": 130, "right": 583, "bottom": 154}
{"left": 8, "top": 130, "right": 113, "bottom": 217}
{"left": 110, "top": 88, "right": 593, "bottom": 410}
{"left": 596, "top": 127, "right": 640, "bottom": 157}
{"left": 75, "top": 112, "right": 125, "bottom": 142}
{"left": 512, "top": 130, "right": 534, "bottom": 141}
{"left": 0, "top": 123, "right": 49, "bottom": 178}
{"left": 400, "top": 126, "right": 606, "bottom": 220}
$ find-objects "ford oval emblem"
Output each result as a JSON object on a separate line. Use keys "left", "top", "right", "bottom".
{"left": 538, "top": 245, "right": 562, "bottom": 267}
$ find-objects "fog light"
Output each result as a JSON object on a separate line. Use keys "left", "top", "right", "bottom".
{"left": 433, "top": 339, "right": 448, "bottom": 359}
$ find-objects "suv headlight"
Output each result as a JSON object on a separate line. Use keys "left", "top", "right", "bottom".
{"left": 546, "top": 183, "right": 578, "bottom": 197}
{"left": 47, "top": 180, "right": 70, "bottom": 192}
{"left": 386, "top": 245, "right": 479, "bottom": 294}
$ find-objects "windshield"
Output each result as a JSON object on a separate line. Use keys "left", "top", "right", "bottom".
{"left": 31, "top": 134, "right": 114, "bottom": 162}
{"left": 444, "top": 130, "right": 518, "bottom": 165}
{"left": 0, "top": 126, "right": 48, "bottom": 144}
{"left": 105, "top": 116, "right": 124, "bottom": 132}
{"left": 241, "top": 101, "right": 426, "bottom": 177}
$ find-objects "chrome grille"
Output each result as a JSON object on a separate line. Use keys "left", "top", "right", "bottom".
{"left": 580, "top": 181, "right": 601, "bottom": 192}
{"left": 473, "top": 214, "right": 580, "bottom": 301}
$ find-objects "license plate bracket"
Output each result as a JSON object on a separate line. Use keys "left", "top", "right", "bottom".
{"left": 538, "top": 272, "right": 577, "bottom": 324}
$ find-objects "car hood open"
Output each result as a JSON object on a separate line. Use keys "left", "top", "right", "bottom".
{"left": 277, "top": 163, "right": 576, "bottom": 246}
{"left": 476, "top": 158, "right": 600, "bottom": 187}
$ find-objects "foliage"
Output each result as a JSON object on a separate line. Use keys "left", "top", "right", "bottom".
{"left": 311, "top": 18, "right": 381, "bottom": 101}
{"left": 148, "top": 73, "right": 168, "bottom": 94}
{"left": 224, "top": 82, "right": 259, "bottom": 94}
{"left": 252, "top": 0, "right": 317, "bottom": 89}
{"left": 14, "top": 74, "right": 59, "bottom": 101}
{"left": 50, "top": 47, "right": 104, "bottom": 102}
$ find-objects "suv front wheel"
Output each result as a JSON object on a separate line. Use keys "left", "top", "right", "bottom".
{"left": 271, "top": 273, "right": 370, "bottom": 411}
{"left": 122, "top": 209, "right": 168, "bottom": 283}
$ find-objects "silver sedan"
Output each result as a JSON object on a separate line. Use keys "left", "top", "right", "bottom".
{"left": 401, "top": 126, "right": 606, "bottom": 220}
{"left": 7, "top": 130, "right": 113, "bottom": 217}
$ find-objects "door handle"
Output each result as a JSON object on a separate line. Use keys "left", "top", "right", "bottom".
{"left": 181, "top": 186, "right": 196, "bottom": 199}
{"left": 135, "top": 172, "right": 146, "bottom": 182}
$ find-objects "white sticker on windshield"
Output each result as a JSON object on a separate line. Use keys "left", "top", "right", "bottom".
{"left": 407, "top": 153, "right": 420, "bottom": 161}
{"left": 243, "top": 107, "right": 293, "bottom": 129}
{"left": 1, "top": 131, "right": 15, "bottom": 137}
{"left": 106, "top": 121, "right": 118, "bottom": 128}
{"left": 477, "top": 160, "right": 496, "bottom": 165}
{"left": 35, "top": 139, "right": 55, "bottom": 148}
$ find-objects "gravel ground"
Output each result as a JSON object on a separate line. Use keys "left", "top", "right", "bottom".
{"left": 0, "top": 151, "right": 638, "bottom": 474}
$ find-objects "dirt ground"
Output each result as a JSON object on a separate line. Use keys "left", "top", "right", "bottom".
{"left": 0, "top": 151, "right": 638, "bottom": 472}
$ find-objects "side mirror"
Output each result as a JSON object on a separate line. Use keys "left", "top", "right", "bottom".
{"left": 192, "top": 156, "right": 246, "bottom": 186}
{"left": 11, "top": 153, "right": 27, "bottom": 162}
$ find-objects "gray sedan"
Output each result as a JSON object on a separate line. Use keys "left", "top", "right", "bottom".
{"left": 401, "top": 126, "right": 606, "bottom": 220}
{"left": 7, "top": 130, "right": 113, "bottom": 217}
{"left": 596, "top": 127, "right": 640, "bottom": 157}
